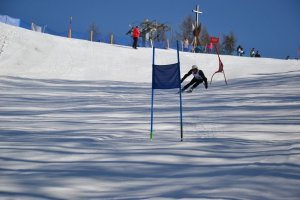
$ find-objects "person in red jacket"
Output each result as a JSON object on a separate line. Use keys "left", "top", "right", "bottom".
{"left": 132, "top": 26, "right": 140, "bottom": 49}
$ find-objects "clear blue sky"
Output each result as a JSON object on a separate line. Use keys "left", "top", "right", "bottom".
{"left": 0, "top": 0, "right": 299, "bottom": 59}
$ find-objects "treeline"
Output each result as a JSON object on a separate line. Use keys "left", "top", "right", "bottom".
{"left": 178, "top": 15, "right": 236, "bottom": 55}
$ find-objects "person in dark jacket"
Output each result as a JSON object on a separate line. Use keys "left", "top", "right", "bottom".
{"left": 132, "top": 26, "right": 140, "bottom": 49}
{"left": 181, "top": 65, "right": 208, "bottom": 93}
{"left": 255, "top": 50, "right": 261, "bottom": 57}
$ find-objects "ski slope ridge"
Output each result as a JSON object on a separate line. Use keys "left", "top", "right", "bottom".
{"left": 0, "top": 22, "right": 299, "bottom": 82}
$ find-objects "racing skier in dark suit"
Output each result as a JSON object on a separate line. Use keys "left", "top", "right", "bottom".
{"left": 181, "top": 65, "right": 208, "bottom": 93}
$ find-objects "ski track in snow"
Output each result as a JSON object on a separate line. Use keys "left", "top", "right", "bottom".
{"left": 0, "top": 70, "right": 300, "bottom": 199}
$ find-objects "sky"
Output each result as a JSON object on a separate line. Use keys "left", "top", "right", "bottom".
{"left": 0, "top": 0, "right": 299, "bottom": 59}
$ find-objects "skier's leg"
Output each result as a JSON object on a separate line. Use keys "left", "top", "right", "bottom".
{"left": 190, "top": 80, "right": 203, "bottom": 91}
{"left": 182, "top": 78, "right": 197, "bottom": 91}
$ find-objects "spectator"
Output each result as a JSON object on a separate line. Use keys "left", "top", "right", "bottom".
{"left": 132, "top": 26, "right": 140, "bottom": 49}
{"left": 237, "top": 45, "right": 241, "bottom": 56}
{"left": 207, "top": 42, "right": 213, "bottom": 53}
{"left": 255, "top": 50, "right": 261, "bottom": 57}
{"left": 239, "top": 47, "right": 245, "bottom": 56}
{"left": 194, "top": 45, "right": 202, "bottom": 53}
{"left": 250, "top": 48, "right": 255, "bottom": 57}
{"left": 237, "top": 45, "right": 244, "bottom": 56}
{"left": 183, "top": 38, "right": 189, "bottom": 52}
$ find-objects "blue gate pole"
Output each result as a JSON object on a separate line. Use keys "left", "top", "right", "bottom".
{"left": 150, "top": 46, "right": 155, "bottom": 140}
{"left": 177, "top": 41, "right": 183, "bottom": 141}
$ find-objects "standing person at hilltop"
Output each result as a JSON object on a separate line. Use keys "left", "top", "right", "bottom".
{"left": 250, "top": 48, "right": 255, "bottom": 57}
{"left": 132, "top": 26, "right": 140, "bottom": 49}
{"left": 183, "top": 38, "right": 189, "bottom": 52}
{"left": 237, "top": 45, "right": 244, "bottom": 56}
{"left": 237, "top": 45, "right": 241, "bottom": 56}
{"left": 255, "top": 50, "right": 261, "bottom": 57}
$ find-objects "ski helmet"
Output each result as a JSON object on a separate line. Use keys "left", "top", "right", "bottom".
{"left": 192, "top": 65, "right": 198, "bottom": 70}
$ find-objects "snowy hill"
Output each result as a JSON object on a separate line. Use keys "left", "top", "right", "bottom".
{"left": 0, "top": 22, "right": 299, "bottom": 82}
{"left": 0, "top": 22, "right": 300, "bottom": 200}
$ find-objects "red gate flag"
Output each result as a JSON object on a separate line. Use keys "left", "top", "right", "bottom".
{"left": 210, "top": 37, "right": 219, "bottom": 44}
{"left": 209, "top": 36, "right": 228, "bottom": 85}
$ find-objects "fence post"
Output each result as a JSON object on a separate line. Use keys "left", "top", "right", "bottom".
{"left": 110, "top": 34, "right": 114, "bottom": 44}
{"left": 68, "top": 16, "right": 72, "bottom": 38}
{"left": 166, "top": 39, "right": 169, "bottom": 49}
{"left": 90, "top": 30, "right": 94, "bottom": 41}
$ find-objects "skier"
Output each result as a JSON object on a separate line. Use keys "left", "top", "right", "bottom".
{"left": 181, "top": 65, "right": 208, "bottom": 93}
{"left": 132, "top": 26, "right": 140, "bottom": 49}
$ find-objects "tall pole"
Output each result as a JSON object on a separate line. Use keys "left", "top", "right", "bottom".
{"left": 150, "top": 46, "right": 155, "bottom": 140}
{"left": 193, "top": 5, "right": 202, "bottom": 28}
{"left": 68, "top": 16, "right": 72, "bottom": 38}
{"left": 90, "top": 30, "right": 94, "bottom": 41}
{"left": 177, "top": 41, "right": 183, "bottom": 141}
{"left": 192, "top": 5, "right": 203, "bottom": 50}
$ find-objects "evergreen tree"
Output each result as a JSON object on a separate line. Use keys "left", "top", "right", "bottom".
{"left": 222, "top": 32, "right": 236, "bottom": 55}
{"left": 200, "top": 26, "right": 210, "bottom": 49}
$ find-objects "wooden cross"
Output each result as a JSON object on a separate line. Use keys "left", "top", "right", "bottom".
{"left": 192, "top": 5, "right": 203, "bottom": 50}
{"left": 192, "top": 5, "right": 202, "bottom": 27}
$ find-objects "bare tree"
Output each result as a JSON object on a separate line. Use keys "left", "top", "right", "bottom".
{"left": 88, "top": 23, "right": 100, "bottom": 41}
{"left": 178, "top": 15, "right": 194, "bottom": 42}
{"left": 127, "top": 19, "right": 171, "bottom": 42}
{"left": 154, "top": 23, "right": 170, "bottom": 41}
{"left": 141, "top": 20, "right": 170, "bottom": 42}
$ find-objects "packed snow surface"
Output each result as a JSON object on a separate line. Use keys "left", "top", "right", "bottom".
{"left": 0, "top": 22, "right": 300, "bottom": 199}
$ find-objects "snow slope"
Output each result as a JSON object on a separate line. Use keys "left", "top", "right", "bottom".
{"left": 0, "top": 22, "right": 300, "bottom": 200}
{"left": 0, "top": 22, "right": 299, "bottom": 82}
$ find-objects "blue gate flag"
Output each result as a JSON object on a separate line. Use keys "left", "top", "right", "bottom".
{"left": 150, "top": 41, "right": 183, "bottom": 141}
{"left": 152, "top": 63, "right": 180, "bottom": 89}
